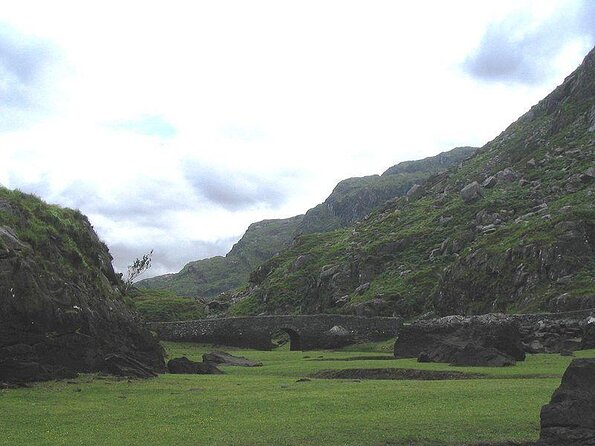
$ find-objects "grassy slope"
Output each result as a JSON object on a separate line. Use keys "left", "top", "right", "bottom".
{"left": 131, "top": 289, "right": 206, "bottom": 322}
{"left": 0, "top": 187, "right": 119, "bottom": 294}
{"left": 2, "top": 342, "right": 593, "bottom": 446}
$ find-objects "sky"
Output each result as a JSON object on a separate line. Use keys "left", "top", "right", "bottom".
{"left": 1, "top": 0, "right": 594, "bottom": 278}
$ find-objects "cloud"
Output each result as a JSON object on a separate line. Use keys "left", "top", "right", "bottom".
{"left": 463, "top": 1, "right": 595, "bottom": 84}
{"left": 183, "top": 161, "right": 290, "bottom": 211}
{"left": 0, "top": 23, "right": 60, "bottom": 129}
{"left": 109, "top": 115, "right": 177, "bottom": 138}
{"left": 109, "top": 237, "right": 237, "bottom": 279}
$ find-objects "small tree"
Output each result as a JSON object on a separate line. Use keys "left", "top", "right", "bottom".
{"left": 124, "top": 249, "right": 153, "bottom": 294}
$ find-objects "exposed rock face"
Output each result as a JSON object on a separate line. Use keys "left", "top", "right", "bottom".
{"left": 167, "top": 357, "right": 223, "bottom": 374}
{"left": 0, "top": 189, "right": 165, "bottom": 384}
{"left": 394, "top": 314, "right": 525, "bottom": 364}
{"left": 202, "top": 351, "right": 262, "bottom": 367}
{"left": 536, "top": 358, "right": 595, "bottom": 445}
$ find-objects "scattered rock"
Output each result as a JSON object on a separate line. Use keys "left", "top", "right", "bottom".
{"left": 460, "top": 181, "right": 482, "bottom": 203}
{"left": 536, "top": 359, "right": 595, "bottom": 445}
{"left": 481, "top": 176, "right": 497, "bottom": 188}
{"left": 202, "top": 351, "right": 262, "bottom": 367}
{"left": 406, "top": 184, "right": 424, "bottom": 200}
{"left": 167, "top": 357, "right": 223, "bottom": 374}
{"left": 496, "top": 167, "right": 520, "bottom": 183}
{"left": 354, "top": 282, "right": 370, "bottom": 295}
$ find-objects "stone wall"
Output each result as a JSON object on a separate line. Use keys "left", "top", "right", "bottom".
{"left": 148, "top": 315, "right": 401, "bottom": 351}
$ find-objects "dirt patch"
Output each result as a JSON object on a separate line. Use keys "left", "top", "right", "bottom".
{"left": 307, "top": 355, "right": 397, "bottom": 361}
{"left": 308, "top": 368, "right": 485, "bottom": 380}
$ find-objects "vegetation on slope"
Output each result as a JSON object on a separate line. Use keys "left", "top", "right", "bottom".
{"left": 0, "top": 187, "right": 121, "bottom": 292}
{"left": 227, "top": 47, "right": 595, "bottom": 317}
{"left": 139, "top": 147, "right": 476, "bottom": 303}
{"left": 131, "top": 289, "right": 205, "bottom": 322}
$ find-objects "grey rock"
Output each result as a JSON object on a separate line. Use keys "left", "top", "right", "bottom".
{"left": 406, "top": 184, "right": 424, "bottom": 200}
{"left": 496, "top": 167, "right": 520, "bottom": 183}
{"left": 202, "top": 351, "right": 262, "bottom": 367}
{"left": 460, "top": 181, "right": 482, "bottom": 203}
{"left": 481, "top": 175, "right": 497, "bottom": 188}
{"left": 536, "top": 359, "right": 595, "bottom": 445}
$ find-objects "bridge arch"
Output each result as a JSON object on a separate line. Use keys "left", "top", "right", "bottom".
{"left": 272, "top": 326, "right": 302, "bottom": 351}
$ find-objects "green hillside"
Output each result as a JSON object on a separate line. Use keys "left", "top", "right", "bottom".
{"left": 139, "top": 148, "right": 475, "bottom": 300}
{"left": 227, "top": 47, "right": 595, "bottom": 317}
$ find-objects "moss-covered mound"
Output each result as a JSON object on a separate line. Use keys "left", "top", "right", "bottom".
{"left": 0, "top": 189, "right": 165, "bottom": 383}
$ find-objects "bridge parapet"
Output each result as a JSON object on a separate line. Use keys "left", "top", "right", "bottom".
{"left": 148, "top": 315, "right": 401, "bottom": 351}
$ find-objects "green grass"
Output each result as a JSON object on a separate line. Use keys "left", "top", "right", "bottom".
{"left": 2, "top": 342, "right": 593, "bottom": 446}
{"left": 131, "top": 289, "right": 206, "bottom": 322}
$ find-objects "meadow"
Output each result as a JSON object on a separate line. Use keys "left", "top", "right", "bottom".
{"left": 2, "top": 342, "right": 592, "bottom": 446}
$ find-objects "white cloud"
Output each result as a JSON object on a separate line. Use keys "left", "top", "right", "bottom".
{"left": 0, "top": 1, "right": 593, "bottom": 277}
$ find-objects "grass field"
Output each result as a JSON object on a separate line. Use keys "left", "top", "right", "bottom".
{"left": 1, "top": 342, "right": 592, "bottom": 446}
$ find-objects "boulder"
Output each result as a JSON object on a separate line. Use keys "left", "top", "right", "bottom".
{"left": 460, "top": 181, "right": 482, "bottom": 203}
{"left": 418, "top": 342, "right": 516, "bottom": 367}
{"left": 406, "top": 184, "right": 424, "bottom": 200}
{"left": 395, "top": 314, "right": 525, "bottom": 363}
{"left": 450, "top": 343, "right": 516, "bottom": 367}
{"left": 536, "top": 358, "right": 595, "bottom": 445}
{"left": 167, "top": 357, "right": 223, "bottom": 374}
{"left": 103, "top": 353, "right": 158, "bottom": 379}
{"left": 202, "top": 351, "right": 262, "bottom": 367}
{"left": 496, "top": 167, "right": 520, "bottom": 183}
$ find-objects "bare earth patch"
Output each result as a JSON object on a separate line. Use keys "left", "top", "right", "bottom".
{"left": 308, "top": 368, "right": 485, "bottom": 380}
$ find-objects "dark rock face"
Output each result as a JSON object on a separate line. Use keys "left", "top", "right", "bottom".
{"left": 202, "top": 351, "right": 262, "bottom": 367}
{"left": 103, "top": 354, "right": 158, "bottom": 379}
{"left": 394, "top": 314, "right": 525, "bottom": 365}
{"left": 167, "top": 357, "right": 223, "bottom": 374}
{"left": 0, "top": 191, "right": 165, "bottom": 384}
{"left": 536, "top": 358, "right": 595, "bottom": 445}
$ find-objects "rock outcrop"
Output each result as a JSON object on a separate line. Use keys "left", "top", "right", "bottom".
{"left": 394, "top": 314, "right": 526, "bottom": 365}
{"left": 0, "top": 189, "right": 165, "bottom": 384}
{"left": 536, "top": 358, "right": 595, "bottom": 445}
{"left": 202, "top": 351, "right": 262, "bottom": 367}
{"left": 167, "top": 357, "right": 223, "bottom": 374}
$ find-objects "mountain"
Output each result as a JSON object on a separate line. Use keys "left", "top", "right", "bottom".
{"left": 138, "top": 215, "right": 305, "bottom": 298}
{"left": 297, "top": 146, "right": 477, "bottom": 234}
{"left": 138, "top": 147, "right": 476, "bottom": 299}
{"left": 0, "top": 188, "right": 165, "bottom": 383}
{"left": 225, "top": 47, "right": 595, "bottom": 318}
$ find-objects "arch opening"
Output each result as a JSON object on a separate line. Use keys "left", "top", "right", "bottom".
{"left": 271, "top": 327, "right": 302, "bottom": 351}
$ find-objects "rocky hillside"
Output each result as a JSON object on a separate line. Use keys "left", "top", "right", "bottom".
{"left": 0, "top": 189, "right": 165, "bottom": 383}
{"left": 226, "top": 47, "right": 595, "bottom": 318}
{"left": 140, "top": 147, "right": 475, "bottom": 300}
{"left": 297, "top": 147, "right": 477, "bottom": 234}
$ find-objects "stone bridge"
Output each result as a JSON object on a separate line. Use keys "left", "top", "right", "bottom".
{"left": 149, "top": 315, "right": 402, "bottom": 351}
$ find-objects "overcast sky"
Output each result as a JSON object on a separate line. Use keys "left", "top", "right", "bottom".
{"left": 1, "top": 1, "right": 594, "bottom": 278}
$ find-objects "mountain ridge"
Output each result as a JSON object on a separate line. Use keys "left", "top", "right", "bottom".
{"left": 222, "top": 46, "right": 595, "bottom": 318}
{"left": 138, "top": 146, "right": 477, "bottom": 299}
